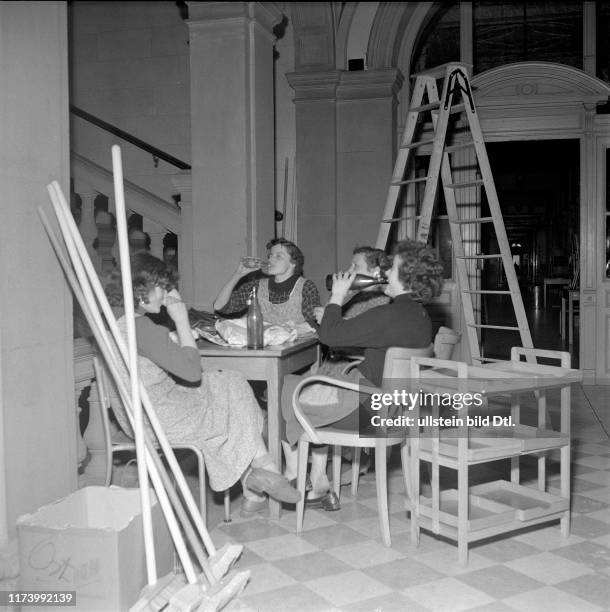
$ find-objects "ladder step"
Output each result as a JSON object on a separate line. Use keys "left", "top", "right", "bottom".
{"left": 411, "top": 62, "right": 470, "bottom": 80}
{"left": 463, "top": 290, "right": 512, "bottom": 295}
{"left": 452, "top": 216, "right": 494, "bottom": 224}
{"left": 469, "top": 324, "right": 521, "bottom": 331}
{"left": 457, "top": 254, "right": 502, "bottom": 259}
{"left": 401, "top": 139, "right": 435, "bottom": 150}
{"left": 409, "top": 102, "right": 440, "bottom": 113}
{"left": 446, "top": 179, "right": 485, "bottom": 189}
{"left": 382, "top": 215, "right": 420, "bottom": 223}
{"left": 390, "top": 177, "right": 428, "bottom": 186}
{"left": 445, "top": 141, "right": 475, "bottom": 153}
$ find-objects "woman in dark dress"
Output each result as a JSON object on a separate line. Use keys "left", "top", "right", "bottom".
{"left": 281, "top": 240, "right": 443, "bottom": 506}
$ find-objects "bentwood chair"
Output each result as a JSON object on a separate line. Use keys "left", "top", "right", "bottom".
{"left": 92, "top": 357, "right": 231, "bottom": 527}
{"left": 341, "top": 328, "right": 461, "bottom": 495}
{"left": 291, "top": 345, "right": 433, "bottom": 546}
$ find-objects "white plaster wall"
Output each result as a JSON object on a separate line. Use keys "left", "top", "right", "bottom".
{"left": 0, "top": 1, "right": 75, "bottom": 535}
{"left": 69, "top": 1, "right": 190, "bottom": 202}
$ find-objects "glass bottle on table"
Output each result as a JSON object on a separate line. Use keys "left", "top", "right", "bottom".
{"left": 246, "top": 285, "right": 264, "bottom": 349}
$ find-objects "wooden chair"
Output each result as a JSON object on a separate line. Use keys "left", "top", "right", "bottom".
{"left": 92, "top": 356, "right": 231, "bottom": 527}
{"left": 291, "top": 345, "right": 433, "bottom": 546}
{"left": 341, "top": 328, "right": 461, "bottom": 495}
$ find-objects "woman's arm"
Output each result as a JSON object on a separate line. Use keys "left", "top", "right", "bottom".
{"left": 213, "top": 260, "right": 254, "bottom": 312}
{"left": 301, "top": 279, "right": 321, "bottom": 325}
{"left": 136, "top": 316, "right": 201, "bottom": 383}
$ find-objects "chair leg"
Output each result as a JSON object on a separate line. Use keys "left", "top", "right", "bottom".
{"left": 332, "top": 446, "right": 342, "bottom": 497}
{"left": 196, "top": 451, "right": 207, "bottom": 529}
{"left": 351, "top": 447, "right": 361, "bottom": 497}
{"left": 223, "top": 489, "right": 231, "bottom": 523}
{"left": 375, "top": 444, "right": 391, "bottom": 547}
{"left": 296, "top": 439, "right": 310, "bottom": 533}
{"left": 400, "top": 441, "right": 412, "bottom": 514}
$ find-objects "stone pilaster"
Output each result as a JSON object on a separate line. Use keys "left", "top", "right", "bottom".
{"left": 185, "top": 1, "right": 283, "bottom": 308}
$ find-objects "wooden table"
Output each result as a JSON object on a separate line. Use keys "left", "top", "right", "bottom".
{"left": 199, "top": 336, "right": 319, "bottom": 518}
{"left": 543, "top": 277, "right": 570, "bottom": 308}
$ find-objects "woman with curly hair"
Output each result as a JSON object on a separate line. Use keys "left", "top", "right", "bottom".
{"left": 281, "top": 240, "right": 443, "bottom": 508}
{"left": 108, "top": 252, "right": 300, "bottom": 515}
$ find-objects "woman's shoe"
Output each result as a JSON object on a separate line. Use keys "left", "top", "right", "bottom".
{"left": 245, "top": 468, "right": 301, "bottom": 504}
{"left": 305, "top": 491, "right": 340, "bottom": 511}
{"left": 340, "top": 453, "right": 372, "bottom": 486}
{"left": 240, "top": 497, "right": 267, "bottom": 516}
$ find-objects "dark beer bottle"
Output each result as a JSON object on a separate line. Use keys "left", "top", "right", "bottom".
{"left": 246, "top": 285, "right": 264, "bottom": 349}
{"left": 325, "top": 273, "right": 388, "bottom": 292}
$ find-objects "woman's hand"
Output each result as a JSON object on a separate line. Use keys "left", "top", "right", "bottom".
{"left": 313, "top": 306, "right": 325, "bottom": 325}
{"left": 328, "top": 271, "right": 356, "bottom": 306}
{"left": 163, "top": 289, "right": 188, "bottom": 322}
{"left": 164, "top": 289, "right": 197, "bottom": 349}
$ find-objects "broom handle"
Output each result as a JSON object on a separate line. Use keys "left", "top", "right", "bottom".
{"left": 48, "top": 181, "right": 218, "bottom": 557}
{"left": 111, "top": 146, "right": 157, "bottom": 587}
{"left": 93, "top": 358, "right": 212, "bottom": 579}
{"left": 38, "top": 206, "right": 203, "bottom": 585}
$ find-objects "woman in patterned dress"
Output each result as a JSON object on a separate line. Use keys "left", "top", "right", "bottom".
{"left": 109, "top": 252, "right": 300, "bottom": 514}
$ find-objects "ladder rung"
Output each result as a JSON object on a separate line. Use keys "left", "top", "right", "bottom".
{"left": 409, "top": 102, "right": 440, "bottom": 113}
{"left": 469, "top": 324, "right": 521, "bottom": 331}
{"left": 390, "top": 177, "right": 428, "bottom": 186}
{"left": 401, "top": 139, "right": 435, "bottom": 150}
{"left": 457, "top": 254, "right": 502, "bottom": 259}
{"left": 382, "top": 215, "right": 420, "bottom": 223}
{"left": 411, "top": 62, "right": 471, "bottom": 80}
{"left": 447, "top": 103, "right": 465, "bottom": 114}
{"left": 445, "top": 141, "right": 475, "bottom": 153}
{"left": 446, "top": 179, "right": 485, "bottom": 189}
{"left": 452, "top": 216, "right": 494, "bottom": 224}
{"left": 464, "top": 290, "right": 512, "bottom": 295}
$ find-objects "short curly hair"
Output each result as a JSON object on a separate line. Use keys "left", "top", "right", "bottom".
{"left": 266, "top": 237, "right": 305, "bottom": 276}
{"left": 103, "top": 252, "right": 179, "bottom": 307}
{"left": 392, "top": 240, "right": 443, "bottom": 303}
{"left": 131, "top": 252, "right": 179, "bottom": 304}
{"left": 352, "top": 246, "right": 391, "bottom": 274}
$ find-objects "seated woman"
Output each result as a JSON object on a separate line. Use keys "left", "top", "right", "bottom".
{"left": 281, "top": 240, "right": 443, "bottom": 508}
{"left": 314, "top": 246, "right": 391, "bottom": 326}
{"left": 109, "top": 252, "right": 300, "bottom": 515}
{"left": 213, "top": 237, "right": 320, "bottom": 328}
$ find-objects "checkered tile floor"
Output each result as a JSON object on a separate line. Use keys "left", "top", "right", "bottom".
{"left": 208, "top": 384, "right": 610, "bottom": 612}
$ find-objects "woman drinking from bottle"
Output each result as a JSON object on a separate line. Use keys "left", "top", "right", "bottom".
{"left": 280, "top": 240, "right": 443, "bottom": 509}
{"left": 213, "top": 237, "right": 320, "bottom": 329}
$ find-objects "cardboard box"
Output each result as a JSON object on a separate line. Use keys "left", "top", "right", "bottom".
{"left": 17, "top": 486, "right": 173, "bottom": 611}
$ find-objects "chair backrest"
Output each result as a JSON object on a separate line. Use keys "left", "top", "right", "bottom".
{"left": 433, "top": 327, "right": 461, "bottom": 360}
{"left": 382, "top": 344, "right": 434, "bottom": 379}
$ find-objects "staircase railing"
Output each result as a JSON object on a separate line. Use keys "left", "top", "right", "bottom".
{"left": 70, "top": 105, "right": 191, "bottom": 170}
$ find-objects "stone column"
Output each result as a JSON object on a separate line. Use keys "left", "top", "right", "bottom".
{"left": 171, "top": 171, "right": 194, "bottom": 304}
{"left": 287, "top": 70, "right": 341, "bottom": 295}
{"left": 0, "top": 1, "right": 75, "bottom": 535}
{"left": 335, "top": 69, "right": 404, "bottom": 269}
{"left": 186, "top": 2, "right": 282, "bottom": 309}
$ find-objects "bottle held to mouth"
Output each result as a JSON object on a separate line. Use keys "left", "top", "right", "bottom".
{"left": 325, "top": 273, "right": 388, "bottom": 292}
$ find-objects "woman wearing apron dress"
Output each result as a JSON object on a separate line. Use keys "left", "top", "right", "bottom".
{"left": 213, "top": 238, "right": 320, "bottom": 328}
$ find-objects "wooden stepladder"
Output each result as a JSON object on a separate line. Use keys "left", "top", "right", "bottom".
{"left": 376, "top": 62, "right": 533, "bottom": 363}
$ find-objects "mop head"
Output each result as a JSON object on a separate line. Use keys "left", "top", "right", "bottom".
{"left": 131, "top": 567, "right": 250, "bottom": 612}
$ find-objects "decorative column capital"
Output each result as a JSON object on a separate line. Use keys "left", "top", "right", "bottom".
{"left": 286, "top": 70, "right": 341, "bottom": 102}
{"left": 186, "top": 2, "right": 283, "bottom": 43}
{"left": 337, "top": 68, "right": 404, "bottom": 101}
